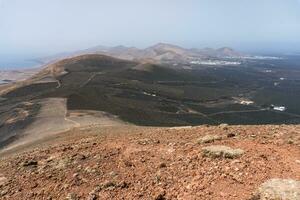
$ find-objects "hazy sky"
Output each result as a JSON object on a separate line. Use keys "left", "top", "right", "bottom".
{"left": 1, "top": 0, "right": 300, "bottom": 56}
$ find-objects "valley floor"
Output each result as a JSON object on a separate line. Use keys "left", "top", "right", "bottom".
{"left": 0, "top": 124, "right": 299, "bottom": 199}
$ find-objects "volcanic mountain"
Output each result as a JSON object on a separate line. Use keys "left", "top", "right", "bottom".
{"left": 39, "top": 43, "right": 245, "bottom": 64}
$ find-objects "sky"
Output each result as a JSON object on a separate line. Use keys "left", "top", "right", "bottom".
{"left": 1, "top": 0, "right": 300, "bottom": 58}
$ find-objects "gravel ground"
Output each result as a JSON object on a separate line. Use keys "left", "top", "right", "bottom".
{"left": 0, "top": 124, "right": 299, "bottom": 200}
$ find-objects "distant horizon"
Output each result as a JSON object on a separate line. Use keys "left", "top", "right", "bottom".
{"left": 1, "top": 41, "right": 300, "bottom": 58}
{"left": 1, "top": 41, "right": 300, "bottom": 70}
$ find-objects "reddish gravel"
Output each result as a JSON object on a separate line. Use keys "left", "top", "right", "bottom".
{"left": 0, "top": 125, "right": 299, "bottom": 200}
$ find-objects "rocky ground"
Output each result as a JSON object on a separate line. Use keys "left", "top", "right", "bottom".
{"left": 0, "top": 124, "right": 299, "bottom": 200}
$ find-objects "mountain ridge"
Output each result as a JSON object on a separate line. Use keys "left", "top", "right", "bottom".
{"left": 39, "top": 43, "right": 245, "bottom": 64}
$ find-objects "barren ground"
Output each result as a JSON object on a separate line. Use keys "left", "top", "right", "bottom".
{"left": 0, "top": 124, "right": 299, "bottom": 199}
{"left": 0, "top": 98, "right": 124, "bottom": 154}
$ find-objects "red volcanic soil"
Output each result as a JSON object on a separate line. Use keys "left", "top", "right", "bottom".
{"left": 0, "top": 124, "right": 299, "bottom": 199}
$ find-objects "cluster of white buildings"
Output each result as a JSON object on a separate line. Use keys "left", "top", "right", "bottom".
{"left": 239, "top": 100, "right": 254, "bottom": 105}
{"left": 264, "top": 70, "right": 272, "bottom": 73}
{"left": 270, "top": 104, "right": 286, "bottom": 112}
{"left": 273, "top": 107, "right": 286, "bottom": 112}
{"left": 190, "top": 60, "right": 241, "bottom": 66}
{"left": 226, "top": 56, "right": 283, "bottom": 60}
{"left": 143, "top": 91, "right": 157, "bottom": 97}
{"left": 234, "top": 98, "right": 286, "bottom": 112}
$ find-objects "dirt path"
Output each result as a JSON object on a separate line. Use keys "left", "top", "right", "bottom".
{"left": 56, "top": 80, "right": 61, "bottom": 88}
{"left": 208, "top": 108, "right": 268, "bottom": 117}
{"left": 79, "top": 72, "right": 104, "bottom": 88}
{"left": 63, "top": 100, "right": 81, "bottom": 128}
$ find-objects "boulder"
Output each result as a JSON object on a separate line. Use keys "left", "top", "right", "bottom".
{"left": 202, "top": 145, "right": 244, "bottom": 158}
{"left": 252, "top": 179, "right": 300, "bottom": 200}
{"left": 197, "top": 135, "right": 222, "bottom": 144}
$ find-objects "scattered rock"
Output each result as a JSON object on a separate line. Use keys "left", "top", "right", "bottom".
{"left": 22, "top": 160, "right": 38, "bottom": 167}
{"left": 56, "top": 158, "right": 71, "bottom": 169}
{"left": 87, "top": 186, "right": 101, "bottom": 199}
{"left": 124, "top": 160, "right": 134, "bottom": 167}
{"left": 108, "top": 171, "right": 118, "bottom": 177}
{"left": 137, "top": 138, "right": 160, "bottom": 145}
{"left": 102, "top": 181, "right": 116, "bottom": 189}
{"left": 154, "top": 190, "right": 166, "bottom": 200}
{"left": 0, "top": 175, "right": 7, "bottom": 186}
{"left": 252, "top": 179, "right": 300, "bottom": 200}
{"left": 0, "top": 189, "right": 8, "bottom": 196}
{"left": 73, "top": 154, "right": 87, "bottom": 160}
{"left": 287, "top": 139, "right": 294, "bottom": 144}
{"left": 66, "top": 193, "right": 78, "bottom": 200}
{"left": 197, "top": 135, "right": 222, "bottom": 144}
{"left": 158, "top": 162, "right": 167, "bottom": 168}
{"left": 87, "top": 193, "right": 98, "bottom": 200}
{"left": 0, "top": 125, "right": 298, "bottom": 200}
{"left": 219, "top": 123, "right": 229, "bottom": 130}
{"left": 91, "top": 185, "right": 102, "bottom": 193}
{"left": 227, "top": 132, "right": 236, "bottom": 138}
{"left": 72, "top": 173, "right": 79, "bottom": 178}
{"left": 117, "top": 181, "right": 129, "bottom": 189}
{"left": 202, "top": 145, "right": 244, "bottom": 158}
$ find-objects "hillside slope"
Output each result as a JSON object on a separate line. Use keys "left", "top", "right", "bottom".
{"left": 0, "top": 124, "right": 299, "bottom": 199}
{"left": 1, "top": 54, "right": 300, "bottom": 152}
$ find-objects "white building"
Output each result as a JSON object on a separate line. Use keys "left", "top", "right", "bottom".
{"left": 273, "top": 106, "right": 286, "bottom": 112}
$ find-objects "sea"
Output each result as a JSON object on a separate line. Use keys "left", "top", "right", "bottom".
{"left": 0, "top": 56, "right": 41, "bottom": 70}
{"left": 0, "top": 56, "right": 42, "bottom": 84}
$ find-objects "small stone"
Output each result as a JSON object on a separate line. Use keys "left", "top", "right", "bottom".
{"left": 0, "top": 176, "right": 7, "bottom": 186}
{"left": 287, "top": 139, "right": 294, "bottom": 144}
{"left": 118, "top": 181, "right": 129, "bottom": 189}
{"left": 91, "top": 185, "right": 102, "bottom": 193}
{"left": 137, "top": 138, "right": 151, "bottom": 145}
{"left": 31, "top": 182, "right": 38, "bottom": 189}
{"left": 102, "top": 181, "right": 116, "bottom": 189}
{"left": 227, "top": 133, "right": 236, "bottom": 138}
{"left": 66, "top": 193, "right": 78, "bottom": 200}
{"left": 56, "top": 158, "right": 71, "bottom": 169}
{"left": 1, "top": 189, "right": 8, "bottom": 196}
{"left": 154, "top": 190, "right": 166, "bottom": 200}
{"left": 108, "top": 171, "right": 118, "bottom": 177}
{"left": 87, "top": 193, "right": 97, "bottom": 200}
{"left": 219, "top": 123, "right": 229, "bottom": 130}
{"left": 73, "top": 173, "right": 79, "bottom": 178}
{"left": 197, "top": 135, "right": 222, "bottom": 144}
{"left": 22, "top": 160, "right": 38, "bottom": 167}
{"left": 158, "top": 162, "right": 167, "bottom": 168}
{"left": 77, "top": 154, "right": 87, "bottom": 160}
{"left": 124, "top": 160, "right": 134, "bottom": 167}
